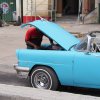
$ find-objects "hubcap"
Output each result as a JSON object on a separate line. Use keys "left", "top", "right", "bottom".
{"left": 34, "top": 72, "right": 51, "bottom": 89}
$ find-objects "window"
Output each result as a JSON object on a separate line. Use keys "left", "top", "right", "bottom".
{"left": 75, "top": 37, "right": 88, "bottom": 51}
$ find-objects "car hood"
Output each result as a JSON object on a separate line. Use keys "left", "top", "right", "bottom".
{"left": 22, "top": 20, "right": 80, "bottom": 50}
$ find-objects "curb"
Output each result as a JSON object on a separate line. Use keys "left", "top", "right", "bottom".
{"left": 0, "top": 84, "right": 99, "bottom": 100}
{"left": 0, "top": 94, "right": 34, "bottom": 100}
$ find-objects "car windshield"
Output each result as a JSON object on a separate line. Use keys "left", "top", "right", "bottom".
{"left": 74, "top": 37, "right": 88, "bottom": 51}
{"left": 75, "top": 33, "right": 100, "bottom": 52}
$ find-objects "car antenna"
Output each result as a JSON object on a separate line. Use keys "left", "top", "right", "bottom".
{"left": 38, "top": 15, "right": 47, "bottom": 21}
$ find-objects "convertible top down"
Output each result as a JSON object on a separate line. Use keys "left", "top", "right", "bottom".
{"left": 14, "top": 20, "right": 100, "bottom": 90}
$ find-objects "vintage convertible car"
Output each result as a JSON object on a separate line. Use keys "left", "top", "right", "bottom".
{"left": 14, "top": 19, "right": 100, "bottom": 90}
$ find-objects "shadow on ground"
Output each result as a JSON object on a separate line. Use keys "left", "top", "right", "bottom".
{"left": 0, "top": 71, "right": 100, "bottom": 97}
{"left": 58, "top": 86, "right": 100, "bottom": 97}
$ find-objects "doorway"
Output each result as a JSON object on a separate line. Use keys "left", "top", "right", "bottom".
{"left": 62, "top": 0, "right": 79, "bottom": 16}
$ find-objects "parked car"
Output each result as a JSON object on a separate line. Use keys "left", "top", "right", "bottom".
{"left": 14, "top": 19, "right": 100, "bottom": 90}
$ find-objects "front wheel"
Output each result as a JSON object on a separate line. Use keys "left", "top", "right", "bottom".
{"left": 29, "top": 66, "right": 58, "bottom": 90}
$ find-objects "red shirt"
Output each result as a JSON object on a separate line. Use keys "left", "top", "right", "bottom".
{"left": 25, "top": 27, "right": 43, "bottom": 41}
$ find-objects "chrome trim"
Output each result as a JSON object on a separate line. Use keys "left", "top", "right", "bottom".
{"left": 87, "top": 35, "right": 92, "bottom": 52}
{"left": 14, "top": 64, "right": 29, "bottom": 72}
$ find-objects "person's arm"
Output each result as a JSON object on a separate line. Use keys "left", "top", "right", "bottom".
{"left": 26, "top": 40, "right": 39, "bottom": 49}
{"left": 43, "top": 34, "right": 54, "bottom": 45}
{"left": 49, "top": 38, "right": 54, "bottom": 45}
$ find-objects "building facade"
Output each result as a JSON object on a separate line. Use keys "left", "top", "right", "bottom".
{"left": 0, "top": 0, "right": 100, "bottom": 23}
{"left": 22, "top": 0, "right": 52, "bottom": 23}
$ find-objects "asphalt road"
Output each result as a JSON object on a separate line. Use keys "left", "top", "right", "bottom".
{"left": 0, "top": 69, "right": 29, "bottom": 87}
{"left": 0, "top": 25, "right": 100, "bottom": 99}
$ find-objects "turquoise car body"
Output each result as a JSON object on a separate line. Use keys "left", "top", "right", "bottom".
{"left": 15, "top": 20, "right": 100, "bottom": 89}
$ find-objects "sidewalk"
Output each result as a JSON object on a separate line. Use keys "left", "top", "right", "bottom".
{"left": 56, "top": 16, "right": 100, "bottom": 34}
{"left": 0, "top": 84, "right": 99, "bottom": 100}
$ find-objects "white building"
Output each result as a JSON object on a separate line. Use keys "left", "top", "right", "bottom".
{"left": 0, "top": 0, "right": 99, "bottom": 23}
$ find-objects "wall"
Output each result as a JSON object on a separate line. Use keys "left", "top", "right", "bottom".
{"left": 16, "top": 0, "right": 21, "bottom": 21}
{"left": 0, "top": 0, "right": 16, "bottom": 22}
{"left": 83, "top": 0, "right": 99, "bottom": 24}
{"left": 23, "top": 0, "right": 50, "bottom": 23}
{"left": 95, "top": 0, "right": 98, "bottom": 7}
{"left": 56, "top": 0, "right": 62, "bottom": 17}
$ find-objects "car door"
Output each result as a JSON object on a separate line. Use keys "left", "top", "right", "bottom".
{"left": 50, "top": 50, "right": 75, "bottom": 86}
{"left": 74, "top": 51, "right": 100, "bottom": 88}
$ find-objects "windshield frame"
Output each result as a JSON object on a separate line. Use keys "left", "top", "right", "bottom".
{"left": 74, "top": 35, "right": 91, "bottom": 52}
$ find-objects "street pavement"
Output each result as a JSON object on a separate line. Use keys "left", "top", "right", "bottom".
{"left": 0, "top": 22, "right": 100, "bottom": 99}
{"left": 56, "top": 16, "right": 100, "bottom": 34}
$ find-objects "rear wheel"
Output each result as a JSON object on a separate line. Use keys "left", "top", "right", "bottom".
{"left": 29, "top": 66, "right": 58, "bottom": 90}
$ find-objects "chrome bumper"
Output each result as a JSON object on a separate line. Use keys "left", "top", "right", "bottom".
{"left": 14, "top": 64, "right": 30, "bottom": 78}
